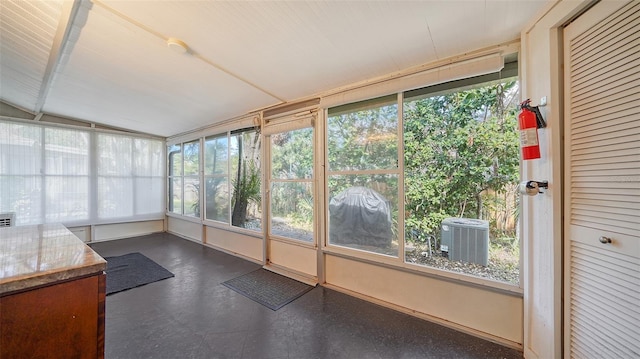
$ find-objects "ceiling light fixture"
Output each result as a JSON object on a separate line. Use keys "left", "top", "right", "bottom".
{"left": 167, "top": 37, "right": 188, "bottom": 54}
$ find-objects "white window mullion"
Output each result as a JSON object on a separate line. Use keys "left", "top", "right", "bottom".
{"left": 227, "top": 132, "right": 232, "bottom": 224}
{"left": 397, "top": 92, "right": 405, "bottom": 264}
{"left": 39, "top": 126, "right": 46, "bottom": 224}
{"left": 199, "top": 137, "right": 204, "bottom": 220}
{"left": 89, "top": 130, "right": 98, "bottom": 222}
{"left": 181, "top": 144, "right": 185, "bottom": 216}
{"left": 131, "top": 140, "right": 137, "bottom": 216}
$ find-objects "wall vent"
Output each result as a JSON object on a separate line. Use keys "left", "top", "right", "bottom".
{"left": 0, "top": 212, "right": 16, "bottom": 227}
{"left": 440, "top": 218, "right": 489, "bottom": 266}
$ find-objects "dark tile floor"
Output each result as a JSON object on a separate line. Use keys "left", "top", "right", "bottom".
{"left": 90, "top": 232, "right": 523, "bottom": 359}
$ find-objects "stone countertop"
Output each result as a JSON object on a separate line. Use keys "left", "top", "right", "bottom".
{"left": 0, "top": 223, "right": 106, "bottom": 296}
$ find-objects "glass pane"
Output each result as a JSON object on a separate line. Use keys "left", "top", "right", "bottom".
{"left": 44, "top": 176, "right": 89, "bottom": 222}
{"left": 0, "top": 122, "right": 42, "bottom": 175}
{"left": 98, "top": 134, "right": 132, "bottom": 175}
{"left": 184, "top": 177, "right": 200, "bottom": 217}
{"left": 327, "top": 98, "right": 398, "bottom": 171}
{"left": 327, "top": 174, "right": 398, "bottom": 256}
{"left": 134, "top": 138, "right": 164, "bottom": 176}
{"left": 135, "top": 177, "right": 164, "bottom": 215}
{"left": 403, "top": 80, "right": 521, "bottom": 285}
{"left": 270, "top": 181, "right": 313, "bottom": 242}
{"left": 204, "top": 135, "right": 228, "bottom": 175}
{"left": 231, "top": 130, "right": 262, "bottom": 231}
{"left": 270, "top": 128, "right": 313, "bottom": 179}
{"left": 230, "top": 130, "right": 260, "bottom": 177}
{"left": 168, "top": 144, "right": 182, "bottom": 177}
{"left": 45, "top": 128, "right": 89, "bottom": 175}
{"left": 183, "top": 140, "right": 199, "bottom": 176}
{"left": 205, "top": 177, "right": 229, "bottom": 223}
{"left": 168, "top": 177, "right": 182, "bottom": 214}
{"left": 229, "top": 135, "right": 239, "bottom": 176}
{"left": 98, "top": 177, "right": 133, "bottom": 218}
{"left": 0, "top": 175, "right": 42, "bottom": 225}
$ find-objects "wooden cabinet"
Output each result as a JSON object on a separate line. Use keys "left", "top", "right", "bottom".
{"left": 0, "top": 224, "right": 107, "bottom": 359}
{"left": 0, "top": 274, "right": 106, "bottom": 359}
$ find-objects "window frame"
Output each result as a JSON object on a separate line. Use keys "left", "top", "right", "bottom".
{"left": 203, "top": 133, "right": 231, "bottom": 224}
{"left": 182, "top": 139, "right": 201, "bottom": 218}
{"left": 322, "top": 63, "right": 523, "bottom": 293}
{"left": 325, "top": 94, "right": 402, "bottom": 257}
{"left": 0, "top": 118, "right": 164, "bottom": 227}
{"left": 96, "top": 133, "right": 164, "bottom": 221}
{"left": 267, "top": 126, "right": 315, "bottom": 245}
{"left": 166, "top": 139, "right": 201, "bottom": 219}
{"left": 167, "top": 143, "right": 183, "bottom": 215}
{"left": 196, "top": 127, "right": 262, "bottom": 235}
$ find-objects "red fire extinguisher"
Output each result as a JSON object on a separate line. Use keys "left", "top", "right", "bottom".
{"left": 518, "top": 99, "right": 546, "bottom": 160}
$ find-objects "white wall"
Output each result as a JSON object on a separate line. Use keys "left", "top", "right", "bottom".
{"left": 205, "top": 225, "right": 263, "bottom": 263}
{"left": 325, "top": 255, "right": 523, "bottom": 346}
{"left": 68, "top": 220, "right": 164, "bottom": 242}
{"left": 93, "top": 220, "right": 164, "bottom": 241}
{"left": 269, "top": 239, "right": 317, "bottom": 278}
{"left": 520, "top": 1, "right": 592, "bottom": 358}
{"left": 167, "top": 216, "right": 202, "bottom": 242}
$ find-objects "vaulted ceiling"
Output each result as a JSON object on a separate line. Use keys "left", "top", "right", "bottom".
{"left": 0, "top": 0, "right": 551, "bottom": 137}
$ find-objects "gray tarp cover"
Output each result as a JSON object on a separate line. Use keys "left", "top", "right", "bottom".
{"left": 329, "top": 186, "right": 392, "bottom": 247}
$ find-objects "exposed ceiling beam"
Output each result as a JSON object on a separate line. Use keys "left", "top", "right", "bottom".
{"left": 35, "top": 0, "right": 86, "bottom": 113}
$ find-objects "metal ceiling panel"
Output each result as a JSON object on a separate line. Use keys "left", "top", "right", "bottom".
{"left": 0, "top": 0, "right": 63, "bottom": 112}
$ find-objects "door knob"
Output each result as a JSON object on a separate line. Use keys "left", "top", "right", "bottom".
{"left": 598, "top": 236, "right": 612, "bottom": 244}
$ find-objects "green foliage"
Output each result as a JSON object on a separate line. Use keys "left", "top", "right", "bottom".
{"left": 404, "top": 81, "right": 520, "bottom": 239}
{"left": 271, "top": 128, "right": 313, "bottom": 179}
{"left": 327, "top": 103, "right": 398, "bottom": 171}
{"left": 269, "top": 128, "right": 314, "bottom": 228}
{"left": 232, "top": 161, "right": 261, "bottom": 209}
{"left": 230, "top": 130, "right": 262, "bottom": 227}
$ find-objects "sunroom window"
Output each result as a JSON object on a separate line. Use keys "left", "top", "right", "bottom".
{"left": 327, "top": 95, "right": 400, "bottom": 256}
{"left": 230, "top": 129, "right": 262, "bottom": 230}
{"left": 269, "top": 127, "right": 314, "bottom": 242}
{"left": 403, "top": 76, "right": 521, "bottom": 285}
{"left": 167, "top": 144, "right": 182, "bottom": 214}
{"left": 202, "top": 128, "right": 262, "bottom": 231}
{"left": 166, "top": 139, "right": 199, "bottom": 217}
{"left": 325, "top": 61, "right": 521, "bottom": 287}
{"left": 204, "top": 134, "right": 230, "bottom": 223}
{"left": 1, "top": 119, "right": 163, "bottom": 225}
{"left": 98, "top": 133, "right": 164, "bottom": 219}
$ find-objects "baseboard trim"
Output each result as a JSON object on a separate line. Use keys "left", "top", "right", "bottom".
{"left": 203, "top": 242, "right": 263, "bottom": 265}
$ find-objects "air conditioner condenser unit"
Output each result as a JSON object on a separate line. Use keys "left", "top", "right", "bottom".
{"left": 440, "top": 218, "right": 489, "bottom": 266}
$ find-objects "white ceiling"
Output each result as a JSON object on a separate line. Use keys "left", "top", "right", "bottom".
{"left": 0, "top": 0, "right": 551, "bottom": 137}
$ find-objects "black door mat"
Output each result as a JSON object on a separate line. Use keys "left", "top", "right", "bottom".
{"left": 222, "top": 268, "right": 314, "bottom": 310}
{"left": 104, "top": 252, "right": 174, "bottom": 295}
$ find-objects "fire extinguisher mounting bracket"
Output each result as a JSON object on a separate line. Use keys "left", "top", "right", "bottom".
{"left": 520, "top": 99, "right": 547, "bottom": 129}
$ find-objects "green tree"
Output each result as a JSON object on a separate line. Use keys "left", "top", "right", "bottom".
{"left": 231, "top": 130, "right": 261, "bottom": 227}
{"left": 269, "top": 128, "right": 314, "bottom": 227}
{"left": 403, "top": 81, "right": 520, "bottom": 238}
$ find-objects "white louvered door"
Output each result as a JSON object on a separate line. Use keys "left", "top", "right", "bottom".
{"left": 564, "top": 1, "right": 640, "bottom": 358}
